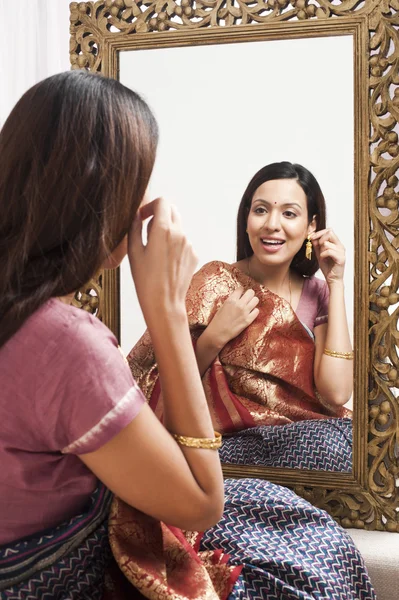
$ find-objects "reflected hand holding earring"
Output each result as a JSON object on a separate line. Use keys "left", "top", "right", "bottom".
{"left": 309, "top": 229, "right": 346, "bottom": 286}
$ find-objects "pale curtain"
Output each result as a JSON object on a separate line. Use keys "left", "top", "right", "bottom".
{"left": 0, "top": 0, "right": 71, "bottom": 127}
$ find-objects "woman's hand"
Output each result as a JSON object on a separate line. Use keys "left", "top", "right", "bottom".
{"left": 206, "top": 287, "right": 260, "bottom": 348}
{"left": 310, "top": 229, "right": 346, "bottom": 286}
{"left": 128, "top": 198, "right": 198, "bottom": 324}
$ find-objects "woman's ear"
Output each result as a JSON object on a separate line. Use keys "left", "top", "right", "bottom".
{"left": 307, "top": 216, "right": 317, "bottom": 236}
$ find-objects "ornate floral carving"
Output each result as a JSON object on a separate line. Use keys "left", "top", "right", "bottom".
{"left": 70, "top": 0, "right": 381, "bottom": 71}
{"left": 70, "top": 0, "right": 399, "bottom": 531}
{"left": 367, "top": 0, "right": 399, "bottom": 532}
{"left": 72, "top": 274, "right": 102, "bottom": 318}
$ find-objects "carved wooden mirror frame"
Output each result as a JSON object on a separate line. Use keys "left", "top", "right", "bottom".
{"left": 70, "top": 0, "right": 399, "bottom": 531}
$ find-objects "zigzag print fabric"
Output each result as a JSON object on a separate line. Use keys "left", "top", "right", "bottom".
{"left": 219, "top": 418, "right": 352, "bottom": 472}
{"left": 201, "top": 479, "right": 376, "bottom": 600}
{"left": 1, "top": 524, "right": 111, "bottom": 600}
{"left": 0, "top": 486, "right": 112, "bottom": 599}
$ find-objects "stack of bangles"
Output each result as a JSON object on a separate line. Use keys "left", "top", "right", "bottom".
{"left": 172, "top": 431, "right": 222, "bottom": 450}
{"left": 323, "top": 348, "right": 354, "bottom": 360}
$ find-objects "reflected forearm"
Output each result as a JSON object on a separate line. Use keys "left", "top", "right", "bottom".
{"left": 195, "top": 327, "right": 225, "bottom": 376}
{"left": 314, "top": 282, "right": 353, "bottom": 405}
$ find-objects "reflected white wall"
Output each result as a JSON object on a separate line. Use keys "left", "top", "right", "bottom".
{"left": 119, "top": 35, "right": 354, "bottom": 355}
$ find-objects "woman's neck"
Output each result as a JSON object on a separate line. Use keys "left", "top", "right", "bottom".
{"left": 247, "top": 255, "right": 291, "bottom": 292}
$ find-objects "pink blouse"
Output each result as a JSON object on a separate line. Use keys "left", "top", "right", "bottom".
{"left": 295, "top": 276, "right": 329, "bottom": 332}
{"left": 0, "top": 299, "right": 145, "bottom": 545}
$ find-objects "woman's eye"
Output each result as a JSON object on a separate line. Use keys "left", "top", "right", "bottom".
{"left": 254, "top": 207, "right": 266, "bottom": 214}
{"left": 284, "top": 211, "right": 297, "bottom": 218}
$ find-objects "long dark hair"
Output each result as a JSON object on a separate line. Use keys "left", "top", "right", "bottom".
{"left": 236, "top": 161, "right": 326, "bottom": 277}
{"left": 0, "top": 71, "right": 158, "bottom": 347}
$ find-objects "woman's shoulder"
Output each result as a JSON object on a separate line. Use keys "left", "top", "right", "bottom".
{"left": 304, "top": 275, "right": 329, "bottom": 297}
{"left": 191, "top": 261, "right": 236, "bottom": 286}
{"left": 187, "top": 261, "right": 237, "bottom": 306}
{"left": 44, "top": 298, "right": 115, "bottom": 347}
{"left": 195, "top": 260, "right": 234, "bottom": 277}
{"left": 8, "top": 299, "right": 118, "bottom": 372}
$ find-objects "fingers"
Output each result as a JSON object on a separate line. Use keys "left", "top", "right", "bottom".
{"left": 140, "top": 197, "right": 172, "bottom": 230}
{"left": 319, "top": 248, "right": 345, "bottom": 265}
{"left": 229, "top": 286, "right": 245, "bottom": 301}
{"left": 310, "top": 228, "right": 343, "bottom": 248}
{"left": 139, "top": 191, "right": 152, "bottom": 210}
{"left": 128, "top": 199, "right": 167, "bottom": 256}
{"left": 128, "top": 210, "right": 145, "bottom": 256}
{"left": 240, "top": 288, "right": 256, "bottom": 303}
{"left": 170, "top": 204, "right": 182, "bottom": 228}
{"left": 228, "top": 287, "right": 258, "bottom": 305}
{"left": 310, "top": 228, "right": 333, "bottom": 241}
{"left": 227, "top": 288, "right": 259, "bottom": 315}
{"left": 139, "top": 198, "right": 161, "bottom": 220}
{"left": 248, "top": 307, "right": 260, "bottom": 324}
{"left": 314, "top": 235, "right": 345, "bottom": 263}
{"left": 247, "top": 295, "right": 260, "bottom": 312}
{"left": 134, "top": 199, "right": 184, "bottom": 251}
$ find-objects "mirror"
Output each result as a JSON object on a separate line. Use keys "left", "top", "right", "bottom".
{"left": 70, "top": 1, "right": 399, "bottom": 531}
{"left": 119, "top": 35, "right": 355, "bottom": 472}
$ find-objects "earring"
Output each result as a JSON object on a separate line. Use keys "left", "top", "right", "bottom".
{"left": 305, "top": 235, "right": 312, "bottom": 261}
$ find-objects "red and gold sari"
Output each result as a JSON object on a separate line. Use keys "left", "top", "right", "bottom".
{"left": 106, "top": 498, "right": 241, "bottom": 600}
{"left": 128, "top": 261, "right": 350, "bottom": 434}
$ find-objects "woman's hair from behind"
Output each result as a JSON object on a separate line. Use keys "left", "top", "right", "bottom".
{"left": 236, "top": 161, "right": 327, "bottom": 277}
{"left": 0, "top": 70, "right": 158, "bottom": 347}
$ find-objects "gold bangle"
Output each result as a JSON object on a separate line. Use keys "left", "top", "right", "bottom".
{"left": 172, "top": 431, "right": 222, "bottom": 450}
{"left": 323, "top": 348, "right": 354, "bottom": 360}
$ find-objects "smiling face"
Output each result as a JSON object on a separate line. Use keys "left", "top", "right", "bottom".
{"left": 247, "top": 178, "right": 316, "bottom": 269}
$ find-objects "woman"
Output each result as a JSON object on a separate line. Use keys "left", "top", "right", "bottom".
{"left": 0, "top": 71, "right": 229, "bottom": 598}
{"left": 129, "top": 162, "right": 353, "bottom": 469}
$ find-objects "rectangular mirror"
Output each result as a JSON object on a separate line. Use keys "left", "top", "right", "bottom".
{"left": 119, "top": 34, "right": 355, "bottom": 474}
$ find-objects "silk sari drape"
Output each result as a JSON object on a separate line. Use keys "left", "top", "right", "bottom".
{"left": 129, "top": 261, "right": 350, "bottom": 434}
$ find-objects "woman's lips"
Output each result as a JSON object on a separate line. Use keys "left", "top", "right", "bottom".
{"left": 260, "top": 239, "right": 285, "bottom": 253}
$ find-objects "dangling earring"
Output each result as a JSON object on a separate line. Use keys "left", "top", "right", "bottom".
{"left": 305, "top": 235, "right": 312, "bottom": 261}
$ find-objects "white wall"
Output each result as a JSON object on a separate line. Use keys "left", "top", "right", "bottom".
{"left": 119, "top": 36, "right": 354, "bottom": 354}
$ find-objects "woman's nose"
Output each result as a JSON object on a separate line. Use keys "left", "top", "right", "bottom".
{"left": 263, "top": 211, "right": 281, "bottom": 231}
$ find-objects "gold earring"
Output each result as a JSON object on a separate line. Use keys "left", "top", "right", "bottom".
{"left": 305, "top": 235, "right": 312, "bottom": 261}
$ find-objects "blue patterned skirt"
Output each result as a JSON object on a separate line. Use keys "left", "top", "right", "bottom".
{"left": 219, "top": 418, "right": 353, "bottom": 472}
{"left": 0, "top": 485, "right": 112, "bottom": 599}
{"left": 202, "top": 479, "right": 375, "bottom": 600}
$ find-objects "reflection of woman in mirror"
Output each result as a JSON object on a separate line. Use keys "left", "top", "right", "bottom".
{"left": 130, "top": 162, "right": 353, "bottom": 470}
{"left": 122, "top": 162, "right": 375, "bottom": 599}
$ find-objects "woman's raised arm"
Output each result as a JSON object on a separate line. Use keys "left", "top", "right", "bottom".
{"left": 80, "top": 199, "right": 224, "bottom": 531}
{"left": 311, "top": 229, "right": 353, "bottom": 406}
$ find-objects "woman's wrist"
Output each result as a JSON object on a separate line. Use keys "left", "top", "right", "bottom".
{"left": 200, "top": 324, "right": 227, "bottom": 353}
{"left": 145, "top": 303, "right": 189, "bottom": 336}
{"left": 327, "top": 279, "right": 345, "bottom": 293}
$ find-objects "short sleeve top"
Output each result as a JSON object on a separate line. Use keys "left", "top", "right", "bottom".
{"left": 0, "top": 299, "right": 145, "bottom": 545}
{"left": 295, "top": 276, "right": 329, "bottom": 332}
